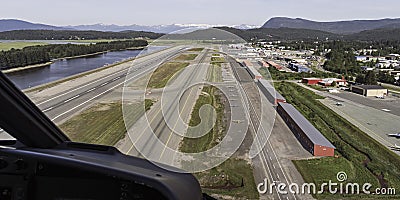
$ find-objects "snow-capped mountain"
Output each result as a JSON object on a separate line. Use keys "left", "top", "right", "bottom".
{"left": 64, "top": 23, "right": 259, "bottom": 33}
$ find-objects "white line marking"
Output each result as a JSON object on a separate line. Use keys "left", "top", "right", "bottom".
{"left": 51, "top": 65, "right": 155, "bottom": 121}
{"left": 64, "top": 95, "right": 80, "bottom": 103}
{"left": 36, "top": 47, "right": 178, "bottom": 106}
{"left": 87, "top": 87, "right": 96, "bottom": 93}
{"left": 42, "top": 107, "right": 54, "bottom": 112}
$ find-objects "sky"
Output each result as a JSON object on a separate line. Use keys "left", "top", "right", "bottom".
{"left": 1, "top": 0, "right": 399, "bottom": 26}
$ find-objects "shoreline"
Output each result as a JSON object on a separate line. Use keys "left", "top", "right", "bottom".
{"left": 2, "top": 62, "right": 54, "bottom": 74}
{"left": 1, "top": 46, "right": 146, "bottom": 74}
{"left": 23, "top": 46, "right": 172, "bottom": 93}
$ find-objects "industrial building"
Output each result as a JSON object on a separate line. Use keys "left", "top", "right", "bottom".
{"left": 257, "top": 79, "right": 286, "bottom": 105}
{"left": 266, "top": 61, "right": 284, "bottom": 71}
{"left": 302, "top": 77, "right": 347, "bottom": 86}
{"left": 319, "top": 78, "right": 347, "bottom": 86}
{"left": 277, "top": 102, "right": 336, "bottom": 157}
{"left": 242, "top": 60, "right": 262, "bottom": 81}
{"left": 258, "top": 60, "right": 269, "bottom": 68}
{"left": 350, "top": 85, "right": 388, "bottom": 97}
{"left": 302, "top": 78, "right": 322, "bottom": 85}
{"left": 288, "top": 63, "right": 312, "bottom": 73}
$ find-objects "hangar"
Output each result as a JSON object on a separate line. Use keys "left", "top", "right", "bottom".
{"left": 350, "top": 85, "right": 388, "bottom": 97}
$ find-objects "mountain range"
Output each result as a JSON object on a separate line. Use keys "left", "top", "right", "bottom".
{"left": 2, "top": 18, "right": 400, "bottom": 41}
{"left": 0, "top": 19, "right": 258, "bottom": 33}
{"left": 0, "top": 19, "right": 68, "bottom": 32}
{"left": 262, "top": 17, "right": 400, "bottom": 34}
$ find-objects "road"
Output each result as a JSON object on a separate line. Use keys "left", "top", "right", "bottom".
{"left": 228, "top": 56, "right": 313, "bottom": 200}
{"left": 125, "top": 49, "right": 210, "bottom": 165}
{"left": 0, "top": 46, "right": 187, "bottom": 139}
{"left": 124, "top": 49, "right": 250, "bottom": 173}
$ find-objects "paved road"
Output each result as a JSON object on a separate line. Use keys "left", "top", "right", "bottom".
{"left": 229, "top": 57, "right": 292, "bottom": 200}
{"left": 0, "top": 46, "right": 187, "bottom": 139}
{"left": 125, "top": 50, "right": 210, "bottom": 164}
{"left": 228, "top": 56, "right": 313, "bottom": 200}
{"left": 125, "top": 49, "right": 250, "bottom": 172}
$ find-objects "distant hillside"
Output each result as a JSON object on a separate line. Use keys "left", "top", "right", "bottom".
{"left": 219, "top": 26, "right": 400, "bottom": 42}
{"left": 217, "top": 27, "right": 341, "bottom": 41}
{"left": 0, "top": 19, "right": 68, "bottom": 32}
{"left": 346, "top": 28, "right": 400, "bottom": 41}
{"left": 0, "top": 30, "right": 164, "bottom": 40}
{"left": 65, "top": 23, "right": 259, "bottom": 33}
{"left": 262, "top": 17, "right": 400, "bottom": 34}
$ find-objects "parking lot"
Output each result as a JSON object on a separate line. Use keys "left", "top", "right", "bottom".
{"left": 320, "top": 97, "right": 400, "bottom": 154}
{"left": 332, "top": 90, "right": 400, "bottom": 117}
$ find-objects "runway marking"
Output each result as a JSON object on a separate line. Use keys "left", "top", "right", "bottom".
{"left": 36, "top": 47, "right": 178, "bottom": 107}
{"left": 86, "top": 87, "right": 96, "bottom": 93}
{"left": 64, "top": 95, "right": 80, "bottom": 103}
{"left": 159, "top": 75, "right": 199, "bottom": 159}
{"left": 127, "top": 51, "right": 208, "bottom": 155}
{"left": 42, "top": 107, "right": 54, "bottom": 112}
{"left": 50, "top": 63, "right": 158, "bottom": 121}
{"left": 159, "top": 53, "right": 210, "bottom": 160}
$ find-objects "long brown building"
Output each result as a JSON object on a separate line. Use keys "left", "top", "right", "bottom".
{"left": 277, "top": 102, "right": 335, "bottom": 157}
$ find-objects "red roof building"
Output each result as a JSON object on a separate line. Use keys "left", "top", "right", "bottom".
{"left": 302, "top": 78, "right": 322, "bottom": 85}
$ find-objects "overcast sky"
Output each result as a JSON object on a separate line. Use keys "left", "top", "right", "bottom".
{"left": 1, "top": 0, "right": 399, "bottom": 26}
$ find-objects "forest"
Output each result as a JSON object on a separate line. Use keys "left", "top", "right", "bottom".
{"left": 0, "top": 40, "right": 148, "bottom": 69}
{"left": 0, "top": 30, "right": 163, "bottom": 40}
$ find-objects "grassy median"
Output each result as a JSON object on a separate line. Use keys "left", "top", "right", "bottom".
{"left": 180, "top": 86, "right": 225, "bottom": 153}
{"left": 0, "top": 41, "right": 47, "bottom": 51}
{"left": 174, "top": 54, "right": 198, "bottom": 61}
{"left": 188, "top": 47, "right": 204, "bottom": 52}
{"left": 275, "top": 82, "right": 400, "bottom": 199}
{"left": 147, "top": 62, "right": 189, "bottom": 88}
{"left": 180, "top": 86, "right": 258, "bottom": 199}
{"left": 60, "top": 100, "right": 154, "bottom": 146}
{"left": 210, "top": 55, "right": 225, "bottom": 64}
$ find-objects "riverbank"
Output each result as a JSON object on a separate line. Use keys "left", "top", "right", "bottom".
{"left": 2, "top": 62, "right": 54, "bottom": 74}
{"left": 2, "top": 46, "right": 146, "bottom": 74}
{"left": 23, "top": 56, "right": 137, "bottom": 93}
{"left": 57, "top": 51, "right": 108, "bottom": 60}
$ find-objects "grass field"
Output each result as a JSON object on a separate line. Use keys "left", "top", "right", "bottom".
{"left": 179, "top": 86, "right": 258, "bottom": 199}
{"left": 0, "top": 41, "right": 47, "bottom": 51}
{"left": 60, "top": 100, "right": 153, "bottom": 146}
{"left": 199, "top": 158, "right": 259, "bottom": 199}
{"left": 147, "top": 62, "right": 189, "bottom": 88}
{"left": 275, "top": 82, "right": 400, "bottom": 199}
{"left": 207, "top": 63, "right": 222, "bottom": 82}
{"left": 180, "top": 86, "right": 225, "bottom": 153}
{"left": 188, "top": 47, "right": 204, "bottom": 52}
{"left": 210, "top": 56, "right": 226, "bottom": 64}
{"left": 174, "top": 54, "right": 198, "bottom": 61}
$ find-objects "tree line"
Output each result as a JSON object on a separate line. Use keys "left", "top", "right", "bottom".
{"left": 0, "top": 30, "right": 163, "bottom": 40}
{"left": 0, "top": 40, "right": 148, "bottom": 69}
